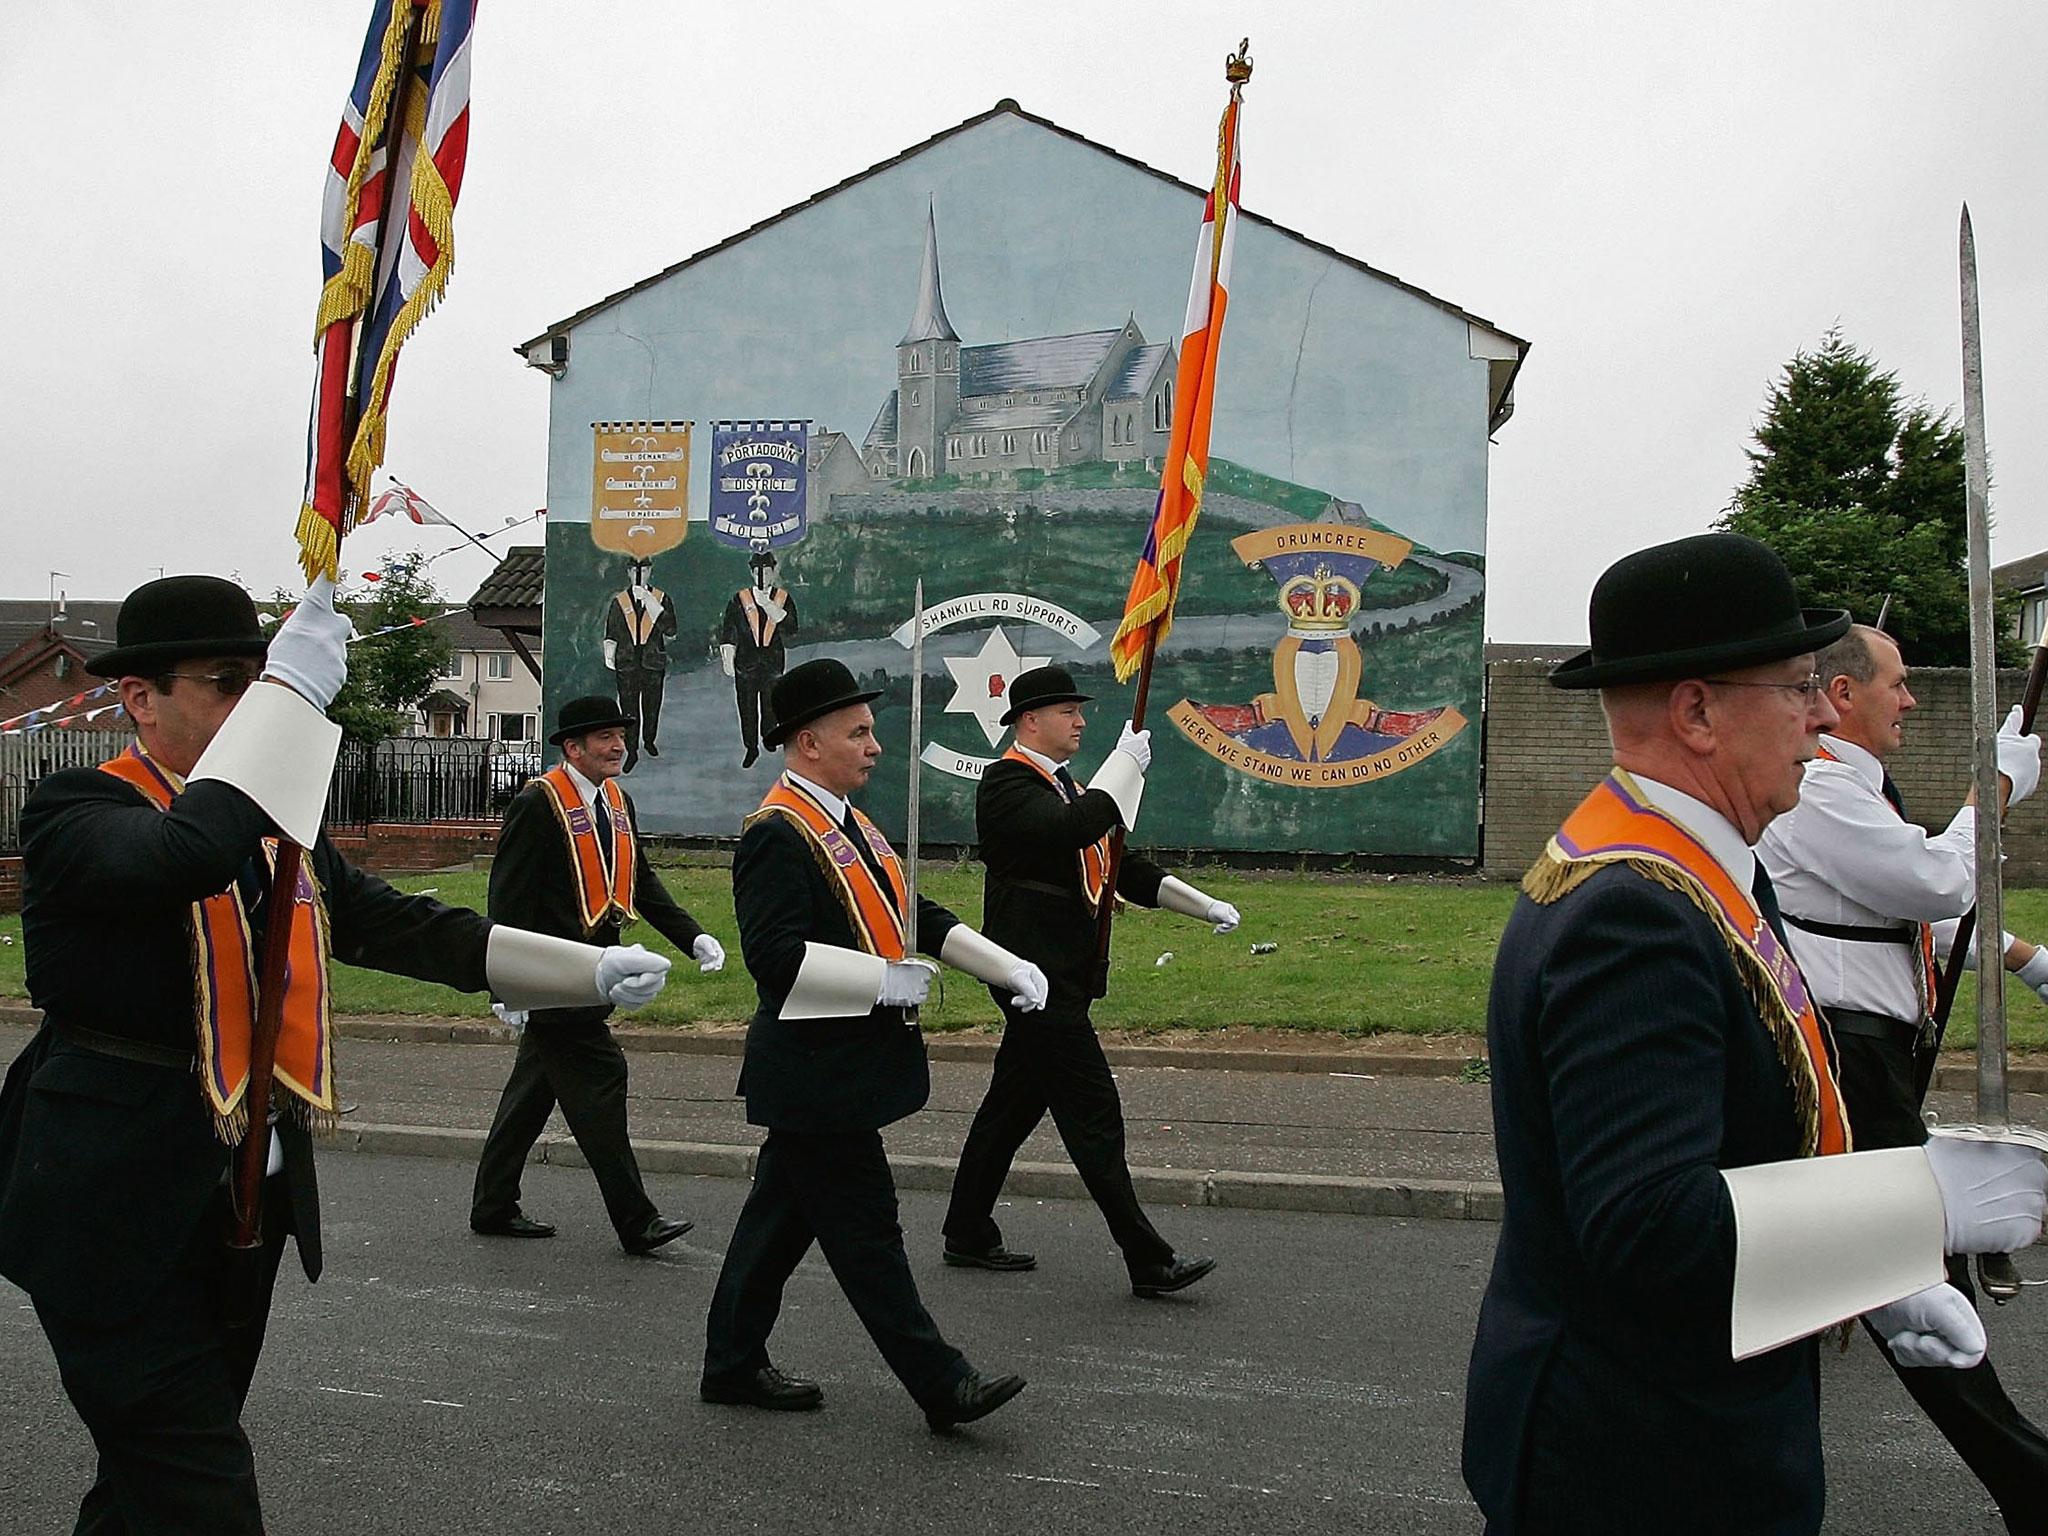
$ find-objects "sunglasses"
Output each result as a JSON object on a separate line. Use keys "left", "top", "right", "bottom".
{"left": 161, "top": 669, "right": 260, "bottom": 698}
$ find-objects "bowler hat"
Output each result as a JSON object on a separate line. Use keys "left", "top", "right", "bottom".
{"left": 549, "top": 695, "right": 635, "bottom": 746}
{"left": 1000, "top": 664, "right": 1093, "bottom": 725}
{"left": 1550, "top": 533, "right": 1851, "bottom": 690}
{"left": 764, "top": 658, "right": 881, "bottom": 748}
{"left": 748, "top": 548, "right": 778, "bottom": 569}
{"left": 89, "top": 575, "right": 270, "bottom": 678}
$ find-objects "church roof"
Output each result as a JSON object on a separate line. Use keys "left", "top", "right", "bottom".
{"left": 865, "top": 391, "right": 898, "bottom": 449}
{"left": 1104, "top": 343, "right": 1171, "bottom": 401}
{"left": 518, "top": 100, "right": 1527, "bottom": 433}
{"left": 959, "top": 329, "right": 1122, "bottom": 397}
{"left": 946, "top": 402, "right": 1078, "bottom": 433}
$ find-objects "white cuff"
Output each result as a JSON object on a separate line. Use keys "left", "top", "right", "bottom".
{"left": 781, "top": 941, "right": 888, "bottom": 1020}
{"left": 1721, "top": 1146, "right": 1946, "bottom": 1360}
{"left": 1088, "top": 750, "right": 1145, "bottom": 831}
{"left": 1156, "top": 875, "right": 1214, "bottom": 921}
{"left": 186, "top": 680, "right": 343, "bottom": 848}
{"left": 485, "top": 925, "right": 608, "bottom": 1009}
{"left": 939, "top": 924, "right": 1029, "bottom": 987}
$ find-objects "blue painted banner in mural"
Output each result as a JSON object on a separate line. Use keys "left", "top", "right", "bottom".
{"left": 709, "top": 421, "right": 809, "bottom": 549}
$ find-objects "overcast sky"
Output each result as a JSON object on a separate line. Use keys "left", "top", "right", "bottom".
{"left": 4, "top": 2, "right": 2043, "bottom": 641}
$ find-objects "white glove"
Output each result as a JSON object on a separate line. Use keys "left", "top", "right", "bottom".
{"left": 756, "top": 595, "right": 787, "bottom": 624}
{"left": 603, "top": 638, "right": 618, "bottom": 671}
{"left": 1925, "top": 1134, "right": 2048, "bottom": 1254}
{"left": 878, "top": 958, "right": 938, "bottom": 1009}
{"left": 491, "top": 1002, "right": 528, "bottom": 1034}
{"left": 1866, "top": 1282, "right": 1987, "bottom": 1369}
{"left": 2017, "top": 946, "right": 2048, "bottom": 1004}
{"left": 262, "top": 576, "right": 352, "bottom": 710}
{"left": 692, "top": 933, "right": 726, "bottom": 973}
{"left": 1006, "top": 962, "right": 1049, "bottom": 1012}
{"left": 1115, "top": 723, "right": 1153, "bottom": 772}
{"left": 719, "top": 643, "right": 737, "bottom": 679}
{"left": 596, "top": 943, "right": 671, "bottom": 1009}
{"left": 1997, "top": 705, "right": 2042, "bottom": 808}
{"left": 630, "top": 584, "right": 657, "bottom": 611}
{"left": 1207, "top": 900, "right": 1241, "bottom": 935}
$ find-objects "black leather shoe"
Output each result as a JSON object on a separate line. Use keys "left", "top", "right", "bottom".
{"left": 471, "top": 1214, "right": 556, "bottom": 1239}
{"left": 922, "top": 1369, "right": 1026, "bottom": 1431}
{"left": 1129, "top": 1254, "right": 1216, "bottom": 1297}
{"left": 943, "top": 1242, "right": 1037, "bottom": 1272}
{"left": 622, "top": 1214, "right": 693, "bottom": 1255}
{"left": 701, "top": 1365, "right": 824, "bottom": 1412}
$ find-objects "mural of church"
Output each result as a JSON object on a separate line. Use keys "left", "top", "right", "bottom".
{"left": 861, "top": 208, "right": 1177, "bottom": 482}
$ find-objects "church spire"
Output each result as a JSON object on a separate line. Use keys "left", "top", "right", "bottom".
{"left": 900, "top": 201, "right": 959, "bottom": 345}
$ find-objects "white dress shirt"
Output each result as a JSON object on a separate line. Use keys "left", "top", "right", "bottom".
{"left": 1628, "top": 772, "right": 1761, "bottom": 910}
{"left": 1011, "top": 741, "right": 1067, "bottom": 781}
{"left": 1757, "top": 734, "right": 1976, "bottom": 1021}
{"left": 560, "top": 758, "right": 601, "bottom": 811}
{"left": 784, "top": 769, "right": 849, "bottom": 828}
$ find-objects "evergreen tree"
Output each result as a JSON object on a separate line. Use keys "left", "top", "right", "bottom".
{"left": 1718, "top": 328, "right": 2008, "bottom": 665}
{"left": 273, "top": 551, "right": 454, "bottom": 744}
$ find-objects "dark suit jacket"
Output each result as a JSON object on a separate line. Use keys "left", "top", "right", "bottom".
{"left": 975, "top": 756, "right": 1164, "bottom": 1021}
{"left": 1463, "top": 865, "right": 1823, "bottom": 1535}
{"left": 488, "top": 777, "right": 705, "bottom": 1025}
{"left": 732, "top": 811, "right": 959, "bottom": 1133}
{"left": 718, "top": 587, "right": 797, "bottom": 674}
{"left": 0, "top": 766, "right": 492, "bottom": 1324}
{"left": 604, "top": 589, "right": 679, "bottom": 672}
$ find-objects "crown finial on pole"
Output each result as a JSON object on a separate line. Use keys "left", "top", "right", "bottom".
{"left": 1226, "top": 38, "right": 1253, "bottom": 85}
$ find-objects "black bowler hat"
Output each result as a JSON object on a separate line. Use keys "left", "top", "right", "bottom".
{"left": 1550, "top": 533, "right": 1851, "bottom": 690}
{"left": 549, "top": 695, "right": 635, "bottom": 746}
{"left": 89, "top": 575, "right": 270, "bottom": 678}
{"left": 999, "top": 664, "right": 1092, "bottom": 725}
{"left": 749, "top": 547, "right": 777, "bottom": 570}
{"left": 764, "top": 658, "right": 881, "bottom": 749}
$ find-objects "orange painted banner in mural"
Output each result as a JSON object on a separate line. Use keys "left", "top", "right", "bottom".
{"left": 590, "top": 420, "right": 691, "bottom": 555}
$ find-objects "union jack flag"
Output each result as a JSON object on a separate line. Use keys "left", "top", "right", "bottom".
{"left": 1108, "top": 61, "right": 1246, "bottom": 682}
{"left": 297, "top": 0, "right": 475, "bottom": 582}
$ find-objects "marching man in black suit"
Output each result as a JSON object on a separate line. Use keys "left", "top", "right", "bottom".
{"left": 0, "top": 576, "right": 678, "bottom": 1534}
{"left": 1463, "top": 533, "right": 2048, "bottom": 1535}
{"left": 941, "top": 664, "right": 1232, "bottom": 1296}
{"left": 702, "top": 658, "right": 1046, "bottom": 1430}
{"left": 603, "top": 555, "right": 677, "bottom": 772}
{"left": 470, "top": 694, "right": 728, "bottom": 1255}
{"left": 718, "top": 546, "right": 797, "bottom": 768}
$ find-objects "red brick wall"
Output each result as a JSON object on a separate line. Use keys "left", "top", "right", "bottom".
{"left": 327, "top": 820, "right": 498, "bottom": 873}
{"left": 0, "top": 855, "right": 20, "bottom": 916}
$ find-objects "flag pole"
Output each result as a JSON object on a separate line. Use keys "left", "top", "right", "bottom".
{"left": 1089, "top": 622, "right": 1159, "bottom": 994}
{"left": 232, "top": 0, "right": 430, "bottom": 1259}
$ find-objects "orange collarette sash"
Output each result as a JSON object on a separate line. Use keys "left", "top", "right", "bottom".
{"left": 1528, "top": 769, "right": 1850, "bottom": 1158}
{"left": 745, "top": 776, "right": 907, "bottom": 959}
{"left": 1813, "top": 743, "right": 1939, "bottom": 1021}
{"left": 99, "top": 748, "right": 336, "bottom": 1140}
{"left": 535, "top": 766, "right": 637, "bottom": 935}
{"left": 1002, "top": 747, "right": 1110, "bottom": 915}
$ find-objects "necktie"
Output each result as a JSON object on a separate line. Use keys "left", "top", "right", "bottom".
{"left": 1751, "top": 862, "right": 1790, "bottom": 948}
{"left": 593, "top": 797, "right": 614, "bottom": 877}
{"left": 1054, "top": 765, "right": 1079, "bottom": 803}
{"left": 1879, "top": 771, "right": 1905, "bottom": 817}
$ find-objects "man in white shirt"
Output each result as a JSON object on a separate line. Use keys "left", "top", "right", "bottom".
{"left": 1760, "top": 623, "right": 2048, "bottom": 1532}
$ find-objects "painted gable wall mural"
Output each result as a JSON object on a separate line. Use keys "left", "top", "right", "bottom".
{"left": 528, "top": 104, "right": 1523, "bottom": 858}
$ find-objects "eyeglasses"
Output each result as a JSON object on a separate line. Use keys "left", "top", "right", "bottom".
{"left": 1701, "top": 673, "right": 1826, "bottom": 699}
{"left": 161, "top": 669, "right": 260, "bottom": 698}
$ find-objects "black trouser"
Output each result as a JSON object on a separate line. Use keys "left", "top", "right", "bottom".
{"left": 734, "top": 667, "right": 779, "bottom": 759}
{"left": 471, "top": 1013, "right": 658, "bottom": 1241}
{"left": 704, "top": 1128, "right": 966, "bottom": 1403}
{"left": 37, "top": 1175, "right": 292, "bottom": 1536}
{"left": 613, "top": 663, "right": 665, "bottom": 751}
{"left": 1831, "top": 1011, "right": 2048, "bottom": 1535}
{"left": 942, "top": 1003, "right": 1174, "bottom": 1270}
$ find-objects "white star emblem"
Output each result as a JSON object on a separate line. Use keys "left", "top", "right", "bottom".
{"left": 943, "top": 627, "right": 1050, "bottom": 747}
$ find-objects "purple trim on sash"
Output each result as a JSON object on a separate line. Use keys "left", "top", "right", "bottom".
{"left": 201, "top": 922, "right": 235, "bottom": 1105}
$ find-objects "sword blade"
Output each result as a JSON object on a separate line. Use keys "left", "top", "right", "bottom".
{"left": 904, "top": 579, "right": 924, "bottom": 962}
{"left": 1961, "top": 204, "right": 2009, "bottom": 1129}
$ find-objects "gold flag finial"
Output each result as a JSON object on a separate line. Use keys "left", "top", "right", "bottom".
{"left": 1226, "top": 38, "right": 1253, "bottom": 85}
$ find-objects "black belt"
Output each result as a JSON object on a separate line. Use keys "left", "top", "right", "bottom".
{"left": 1785, "top": 913, "right": 1917, "bottom": 946}
{"left": 1823, "top": 1006, "right": 1923, "bottom": 1048}
{"left": 50, "top": 1021, "right": 196, "bottom": 1071}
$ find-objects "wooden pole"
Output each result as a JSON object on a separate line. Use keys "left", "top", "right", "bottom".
{"left": 231, "top": 0, "right": 428, "bottom": 1253}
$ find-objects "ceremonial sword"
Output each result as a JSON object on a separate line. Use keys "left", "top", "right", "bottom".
{"left": 903, "top": 579, "right": 925, "bottom": 1026}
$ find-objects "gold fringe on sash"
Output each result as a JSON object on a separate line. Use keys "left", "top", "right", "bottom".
{"left": 1522, "top": 847, "right": 1827, "bottom": 1159}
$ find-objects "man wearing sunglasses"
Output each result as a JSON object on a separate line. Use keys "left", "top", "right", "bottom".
{"left": 0, "top": 574, "right": 677, "bottom": 1534}
{"left": 1760, "top": 623, "right": 2048, "bottom": 1533}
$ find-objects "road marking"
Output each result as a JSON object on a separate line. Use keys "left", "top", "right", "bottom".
{"left": 1007, "top": 1474, "right": 1104, "bottom": 1490}
{"left": 420, "top": 1399, "right": 465, "bottom": 1408}
{"left": 318, "top": 1386, "right": 385, "bottom": 1399}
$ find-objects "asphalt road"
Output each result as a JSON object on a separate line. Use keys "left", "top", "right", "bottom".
{"left": 4, "top": 1155, "right": 2044, "bottom": 1533}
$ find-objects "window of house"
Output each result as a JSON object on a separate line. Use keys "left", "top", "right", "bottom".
{"left": 2026, "top": 591, "right": 2048, "bottom": 647}
{"left": 499, "top": 712, "right": 529, "bottom": 742}
{"left": 441, "top": 655, "right": 463, "bottom": 679}
{"left": 487, "top": 653, "right": 511, "bottom": 680}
